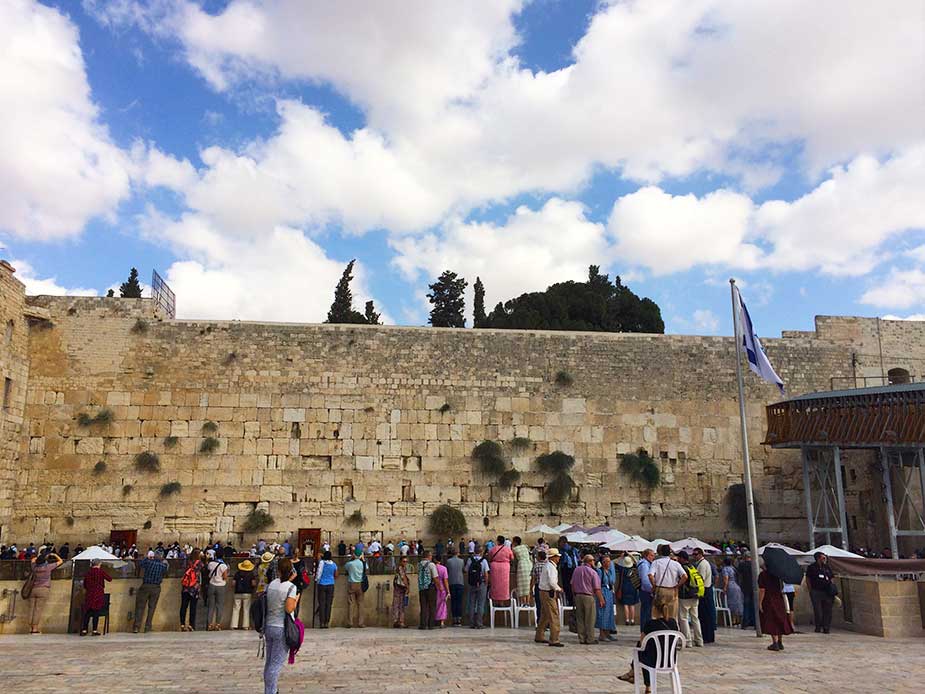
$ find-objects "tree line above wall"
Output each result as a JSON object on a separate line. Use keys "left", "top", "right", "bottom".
{"left": 326, "top": 262, "right": 664, "bottom": 333}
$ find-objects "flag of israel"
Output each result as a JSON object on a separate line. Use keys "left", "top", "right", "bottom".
{"left": 735, "top": 287, "right": 784, "bottom": 394}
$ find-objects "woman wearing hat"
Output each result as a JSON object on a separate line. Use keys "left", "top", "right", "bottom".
{"left": 231, "top": 559, "right": 256, "bottom": 629}
{"left": 617, "top": 553, "right": 640, "bottom": 626}
{"left": 256, "top": 551, "right": 276, "bottom": 594}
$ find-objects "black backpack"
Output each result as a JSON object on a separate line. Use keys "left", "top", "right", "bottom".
{"left": 467, "top": 558, "right": 485, "bottom": 587}
{"left": 250, "top": 591, "right": 267, "bottom": 634}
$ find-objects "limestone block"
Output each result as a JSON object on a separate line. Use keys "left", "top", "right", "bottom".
{"left": 511, "top": 397, "right": 529, "bottom": 413}
{"left": 283, "top": 408, "right": 305, "bottom": 422}
{"left": 76, "top": 437, "right": 104, "bottom": 455}
{"left": 562, "top": 398, "right": 586, "bottom": 414}
{"left": 261, "top": 486, "right": 293, "bottom": 502}
{"left": 355, "top": 456, "right": 376, "bottom": 471}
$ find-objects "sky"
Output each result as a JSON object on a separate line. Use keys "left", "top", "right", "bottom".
{"left": 1, "top": 0, "right": 924, "bottom": 336}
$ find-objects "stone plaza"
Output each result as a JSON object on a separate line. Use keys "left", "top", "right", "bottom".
{"left": 1, "top": 624, "right": 922, "bottom": 693}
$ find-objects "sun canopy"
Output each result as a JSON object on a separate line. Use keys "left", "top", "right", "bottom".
{"left": 526, "top": 524, "right": 561, "bottom": 535}
{"left": 806, "top": 544, "right": 863, "bottom": 559}
{"left": 71, "top": 546, "right": 120, "bottom": 561}
{"left": 605, "top": 535, "right": 653, "bottom": 552}
{"left": 669, "top": 537, "right": 721, "bottom": 554}
{"left": 585, "top": 530, "right": 629, "bottom": 545}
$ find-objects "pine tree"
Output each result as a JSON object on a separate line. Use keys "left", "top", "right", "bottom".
{"left": 326, "top": 260, "right": 366, "bottom": 324}
{"left": 106, "top": 289, "right": 114, "bottom": 298}
{"left": 119, "top": 268, "right": 142, "bottom": 298}
{"left": 473, "top": 277, "right": 487, "bottom": 328}
{"left": 427, "top": 270, "right": 467, "bottom": 328}
{"left": 364, "top": 300, "right": 381, "bottom": 325}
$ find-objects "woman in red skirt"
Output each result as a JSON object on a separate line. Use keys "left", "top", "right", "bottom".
{"left": 758, "top": 568, "right": 794, "bottom": 651}
{"left": 81, "top": 559, "right": 112, "bottom": 636}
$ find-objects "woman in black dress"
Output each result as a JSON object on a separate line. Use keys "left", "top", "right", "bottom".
{"left": 617, "top": 592, "right": 680, "bottom": 692}
{"left": 758, "top": 568, "right": 794, "bottom": 651}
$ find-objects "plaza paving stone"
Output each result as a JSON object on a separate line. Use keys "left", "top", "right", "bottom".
{"left": 0, "top": 624, "right": 922, "bottom": 693}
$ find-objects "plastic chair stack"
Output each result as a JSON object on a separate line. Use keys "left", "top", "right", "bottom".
{"left": 714, "top": 587, "right": 732, "bottom": 627}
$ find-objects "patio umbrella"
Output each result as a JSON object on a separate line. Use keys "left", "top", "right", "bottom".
{"left": 758, "top": 542, "right": 802, "bottom": 556}
{"left": 762, "top": 546, "right": 804, "bottom": 584}
{"left": 527, "top": 524, "right": 560, "bottom": 534}
{"left": 71, "top": 546, "right": 120, "bottom": 561}
{"left": 650, "top": 538, "right": 673, "bottom": 551}
{"left": 562, "top": 524, "right": 588, "bottom": 534}
{"left": 551, "top": 523, "right": 572, "bottom": 533}
{"left": 585, "top": 530, "right": 629, "bottom": 545}
{"left": 565, "top": 530, "right": 593, "bottom": 543}
{"left": 605, "top": 535, "right": 653, "bottom": 552}
{"left": 807, "top": 544, "right": 862, "bottom": 559}
{"left": 669, "top": 537, "right": 722, "bottom": 554}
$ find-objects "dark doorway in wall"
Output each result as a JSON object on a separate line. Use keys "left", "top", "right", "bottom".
{"left": 888, "top": 367, "right": 911, "bottom": 384}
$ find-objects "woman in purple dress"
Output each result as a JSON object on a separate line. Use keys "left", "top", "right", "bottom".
{"left": 434, "top": 556, "right": 450, "bottom": 627}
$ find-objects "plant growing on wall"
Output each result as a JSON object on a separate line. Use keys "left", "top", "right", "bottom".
{"left": 472, "top": 440, "right": 506, "bottom": 476}
{"left": 134, "top": 451, "right": 160, "bottom": 473}
{"left": 131, "top": 318, "right": 148, "bottom": 334}
{"left": 554, "top": 370, "right": 574, "bottom": 387}
{"left": 164, "top": 436, "right": 179, "bottom": 449}
{"left": 66, "top": 516, "right": 75, "bottom": 526}
{"left": 143, "top": 520, "right": 152, "bottom": 529}
{"left": 536, "top": 450, "right": 576, "bottom": 506}
{"left": 122, "top": 484, "right": 133, "bottom": 496}
{"left": 345, "top": 509, "right": 365, "bottom": 526}
{"left": 199, "top": 436, "right": 220, "bottom": 454}
{"left": 160, "top": 481, "right": 182, "bottom": 497}
{"left": 93, "top": 460, "right": 107, "bottom": 475}
{"left": 202, "top": 420, "right": 218, "bottom": 434}
{"left": 428, "top": 504, "right": 468, "bottom": 537}
{"left": 76, "top": 408, "right": 114, "bottom": 427}
{"left": 510, "top": 436, "right": 532, "bottom": 452}
{"left": 438, "top": 402, "right": 451, "bottom": 413}
{"left": 620, "top": 449, "right": 661, "bottom": 488}
{"left": 725, "top": 483, "right": 761, "bottom": 530}
{"left": 498, "top": 468, "right": 521, "bottom": 491}
{"left": 244, "top": 509, "right": 274, "bottom": 533}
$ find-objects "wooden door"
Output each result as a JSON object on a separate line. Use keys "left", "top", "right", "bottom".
{"left": 110, "top": 529, "right": 137, "bottom": 550}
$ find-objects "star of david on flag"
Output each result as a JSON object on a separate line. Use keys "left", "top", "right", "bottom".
{"left": 734, "top": 286, "right": 784, "bottom": 394}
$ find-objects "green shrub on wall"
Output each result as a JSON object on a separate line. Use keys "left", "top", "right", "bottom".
{"left": 428, "top": 504, "right": 468, "bottom": 537}
{"left": 244, "top": 509, "right": 274, "bottom": 533}
{"left": 620, "top": 449, "right": 661, "bottom": 488}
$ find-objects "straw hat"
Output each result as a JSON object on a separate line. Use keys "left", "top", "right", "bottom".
{"left": 546, "top": 548, "right": 561, "bottom": 559}
{"left": 261, "top": 551, "right": 274, "bottom": 563}
{"left": 618, "top": 555, "right": 635, "bottom": 569}
{"left": 238, "top": 559, "right": 255, "bottom": 572}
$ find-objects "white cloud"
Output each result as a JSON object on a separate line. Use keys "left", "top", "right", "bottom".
{"left": 390, "top": 198, "right": 610, "bottom": 310}
{"left": 0, "top": 0, "right": 132, "bottom": 239}
{"left": 692, "top": 309, "right": 719, "bottom": 334}
{"left": 860, "top": 269, "right": 925, "bottom": 310}
{"left": 882, "top": 313, "right": 925, "bottom": 321}
{"left": 11, "top": 259, "right": 98, "bottom": 296}
{"left": 132, "top": 142, "right": 198, "bottom": 190}
{"left": 141, "top": 211, "right": 384, "bottom": 323}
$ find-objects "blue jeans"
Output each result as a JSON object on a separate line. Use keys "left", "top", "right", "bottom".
{"left": 450, "top": 584, "right": 464, "bottom": 621}
{"left": 468, "top": 584, "right": 487, "bottom": 626}
{"left": 263, "top": 625, "right": 287, "bottom": 694}
{"left": 639, "top": 590, "right": 652, "bottom": 631}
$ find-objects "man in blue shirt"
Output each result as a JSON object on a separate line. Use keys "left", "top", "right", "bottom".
{"left": 344, "top": 549, "right": 366, "bottom": 628}
{"left": 133, "top": 551, "right": 168, "bottom": 633}
{"left": 637, "top": 548, "right": 655, "bottom": 632}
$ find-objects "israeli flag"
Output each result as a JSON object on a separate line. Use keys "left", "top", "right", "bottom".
{"left": 735, "top": 286, "right": 784, "bottom": 394}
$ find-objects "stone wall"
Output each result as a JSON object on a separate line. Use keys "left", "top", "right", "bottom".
{"left": 2, "top": 261, "right": 923, "bottom": 549}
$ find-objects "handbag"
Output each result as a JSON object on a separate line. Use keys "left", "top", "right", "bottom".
{"left": 283, "top": 612, "right": 302, "bottom": 649}
{"left": 20, "top": 570, "right": 35, "bottom": 600}
{"left": 361, "top": 562, "right": 369, "bottom": 593}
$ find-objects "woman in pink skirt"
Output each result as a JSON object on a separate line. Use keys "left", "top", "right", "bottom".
{"left": 434, "top": 556, "right": 450, "bottom": 627}
{"left": 487, "top": 536, "right": 514, "bottom": 604}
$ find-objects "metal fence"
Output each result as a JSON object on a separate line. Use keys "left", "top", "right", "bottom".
{"left": 151, "top": 269, "right": 176, "bottom": 318}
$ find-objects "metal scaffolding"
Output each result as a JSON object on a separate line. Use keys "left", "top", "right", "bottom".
{"left": 879, "top": 446, "right": 925, "bottom": 558}
{"left": 801, "top": 446, "right": 849, "bottom": 549}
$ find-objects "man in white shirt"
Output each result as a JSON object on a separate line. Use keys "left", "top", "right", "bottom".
{"left": 368, "top": 539, "right": 382, "bottom": 554}
{"left": 648, "top": 544, "right": 687, "bottom": 618}
{"left": 535, "top": 548, "right": 564, "bottom": 647}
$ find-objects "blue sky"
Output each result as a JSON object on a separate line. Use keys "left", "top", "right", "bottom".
{"left": 2, "top": 0, "right": 923, "bottom": 335}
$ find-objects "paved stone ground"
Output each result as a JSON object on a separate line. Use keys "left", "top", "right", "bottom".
{"left": 1, "top": 625, "right": 922, "bottom": 693}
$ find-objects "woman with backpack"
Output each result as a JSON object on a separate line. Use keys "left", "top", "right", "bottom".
{"left": 179, "top": 549, "right": 202, "bottom": 631}
{"left": 263, "top": 558, "right": 298, "bottom": 694}
{"left": 465, "top": 549, "right": 490, "bottom": 629}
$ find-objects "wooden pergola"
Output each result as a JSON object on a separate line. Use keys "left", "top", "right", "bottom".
{"left": 764, "top": 383, "right": 925, "bottom": 557}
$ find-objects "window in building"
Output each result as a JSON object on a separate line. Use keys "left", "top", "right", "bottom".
{"left": 888, "top": 367, "right": 911, "bottom": 384}
{"left": 2, "top": 377, "right": 11, "bottom": 410}
{"left": 4, "top": 320, "right": 12, "bottom": 344}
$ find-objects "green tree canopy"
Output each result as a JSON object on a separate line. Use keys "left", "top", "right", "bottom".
{"left": 473, "top": 276, "right": 487, "bottom": 328}
{"left": 326, "top": 260, "right": 367, "bottom": 324}
{"left": 119, "top": 268, "right": 143, "bottom": 298}
{"left": 483, "top": 265, "right": 663, "bottom": 333}
{"left": 364, "top": 300, "right": 381, "bottom": 325}
{"left": 427, "top": 270, "right": 467, "bottom": 328}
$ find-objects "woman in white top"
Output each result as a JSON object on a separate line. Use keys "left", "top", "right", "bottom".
{"left": 264, "top": 558, "right": 298, "bottom": 694}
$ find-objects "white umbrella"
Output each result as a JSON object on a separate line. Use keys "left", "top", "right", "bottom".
{"left": 527, "top": 524, "right": 560, "bottom": 534}
{"left": 605, "top": 535, "right": 653, "bottom": 552}
{"left": 651, "top": 538, "right": 673, "bottom": 550}
{"left": 669, "top": 537, "right": 722, "bottom": 554}
{"left": 71, "top": 546, "right": 120, "bottom": 561}
{"left": 551, "top": 523, "right": 572, "bottom": 533}
{"left": 758, "top": 542, "right": 803, "bottom": 556}
{"left": 565, "top": 530, "right": 593, "bottom": 543}
{"left": 807, "top": 544, "right": 862, "bottom": 559}
{"left": 585, "top": 529, "right": 629, "bottom": 545}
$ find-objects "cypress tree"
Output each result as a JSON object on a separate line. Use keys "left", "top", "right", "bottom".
{"left": 326, "top": 260, "right": 366, "bottom": 324}
{"left": 364, "top": 300, "right": 381, "bottom": 325}
{"left": 473, "top": 277, "right": 487, "bottom": 328}
{"left": 119, "top": 268, "right": 143, "bottom": 298}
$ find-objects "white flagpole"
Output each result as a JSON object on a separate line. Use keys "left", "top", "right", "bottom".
{"left": 730, "top": 278, "right": 762, "bottom": 636}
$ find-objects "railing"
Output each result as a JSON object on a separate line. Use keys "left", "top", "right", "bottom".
{"left": 830, "top": 374, "right": 918, "bottom": 390}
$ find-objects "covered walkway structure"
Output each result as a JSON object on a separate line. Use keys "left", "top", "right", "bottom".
{"left": 764, "top": 383, "right": 925, "bottom": 558}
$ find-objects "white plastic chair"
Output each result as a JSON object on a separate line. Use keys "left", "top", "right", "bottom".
{"left": 489, "top": 592, "right": 516, "bottom": 628}
{"left": 633, "top": 629, "right": 685, "bottom": 694}
{"left": 558, "top": 597, "right": 574, "bottom": 629}
{"left": 714, "top": 587, "right": 732, "bottom": 627}
{"left": 513, "top": 591, "right": 536, "bottom": 628}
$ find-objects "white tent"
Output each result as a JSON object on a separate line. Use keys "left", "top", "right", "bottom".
{"left": 807, "top": 544, "right": 862, "bottom": 559}
{"left": 551, "top": 523, "right": 572, "bottom": 533}
{"left": 527, "top": 524, "right": 561, "bottom": 535}
{"left": 669, "top": 537, "right": 722, "bottom": 554}
{"left": 565, "top": 530, "right": 593, "bottom": 543}
{"left": 758, "top": 542, "right": 803, "bottom": 556}
{"left": 585, "top": 529, "right": 629, "bottom": 546}
{"left": 71, "top": 546, "right": 119, "bottom": 562}
{"left": 605, "top": 535, "right": 653, "bottom": 552}
{"left": 650, "top": 539, "right": 673, "bottom": 550}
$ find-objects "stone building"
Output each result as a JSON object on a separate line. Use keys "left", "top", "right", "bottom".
{"left": 0, "top": 260, "right": 921, "bottom": 550}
